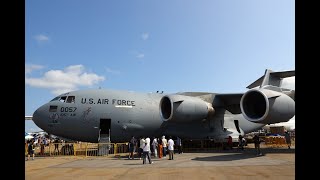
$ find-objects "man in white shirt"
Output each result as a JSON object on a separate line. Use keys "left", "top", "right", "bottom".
{"left": 152, "top": 137, "right": 158, "bottom": 158}
{"left": 142, "top": 137, "right": 153, "bottom": 164}
{"left": 168, "top": 136, "right": 175, "bottom": 160}
{"left": 139, "top": 137, "right": 145, "bottom": 160}
{"left": 161, "top": 136, "right": 168, "bottom": 158}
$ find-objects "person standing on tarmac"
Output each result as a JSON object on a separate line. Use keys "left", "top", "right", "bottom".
{"left": 27, "top": 140, "right": 35, "bottom": 160}
{"left": 227, "top": 136, "right": 233, "bottom": 150}
{"left": 168, "top": 136, "right": 175, "bottom": 160}
{"left": 161, "top": 135, "right": 168, "bottom": 158}
{"left": 139, "top": 136, "right": 145, "bottom": 160}
{"left": 253, "top": 134, "right": 262, "bottom": 156}
{"left": 238, "top": 135, "right": 245, "bottom": 150}
{"left": 284, "top": 131, "right": 291, "bottom": 149}
{"left": 158, "top": 137, "right": 163, "bottom": 158}
{"left": 176, "top": 137, "right": 182, "bottom": 154}
{"left": 54, "top": 139, "right": 60, "bottom": 154}
{"left": 152, "top": 137, "right": 158, "bottom": 158}
{"left": 142, "top": 136, "right": 153, "bottom": 164}
{"left": 128, "top": 136, "right": 137, "bottom": 159}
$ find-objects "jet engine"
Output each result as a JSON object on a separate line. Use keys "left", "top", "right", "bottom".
{"left": 240, "top": 89, "right": 295, "bottom": 124}
{"left": 159, "top": 95, "right": 214, "bottom": 123}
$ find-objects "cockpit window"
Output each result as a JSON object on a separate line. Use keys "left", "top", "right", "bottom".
{"left": 50, "top": 97, "right": 60, "bottom": 102}
{"left": 66, "top": 96, "right": 75, "bottom": 103}
{"left": 59, "top": 96, "right": 67, "bottom": 102}
{"left": 50, "top": 96, "right": 75, "bottom": 103}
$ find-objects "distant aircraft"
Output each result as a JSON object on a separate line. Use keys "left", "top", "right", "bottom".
{"left": 25, "top": 116, "right": 33, "bottom": 120}
{"left": 31, "top": 69, "right": 295, "bottom": 143}
{"left": 263, "top": 116, "right": 295, "bottom": 131}
{"left": 25, "top": 132, "right": 34, "bottom": 140}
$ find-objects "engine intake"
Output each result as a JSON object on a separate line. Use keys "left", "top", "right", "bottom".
{"left": 240, "top": 89, "right": 295, "bottom": 124}
{"left": 160, "top": 95, "right": 214, "bottom": 122}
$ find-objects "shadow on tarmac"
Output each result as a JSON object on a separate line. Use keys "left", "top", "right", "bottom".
{"left": 190, "top": 148, "right": 294, "bottom": 161}
{"left": 191, "top": 153, "right": 264, "bottom": 161}
{"left": 187, "top": 147, "right": 295, "bottom": 154}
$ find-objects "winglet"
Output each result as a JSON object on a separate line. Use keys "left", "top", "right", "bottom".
{"left": 247, "top": 69, "right": 295, "bottom": 89}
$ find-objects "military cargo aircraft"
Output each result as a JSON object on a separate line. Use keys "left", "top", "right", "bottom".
{"left": 31, "top": 69, "right": 295, "bottom": 143}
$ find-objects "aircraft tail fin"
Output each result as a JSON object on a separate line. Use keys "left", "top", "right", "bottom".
{"left": 247, "top": 69, "right": 295, "bottom": 100}
{"left": 246, "top": 69, "right": 295, "bottom": 89}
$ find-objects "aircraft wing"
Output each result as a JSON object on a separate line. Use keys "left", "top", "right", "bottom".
{"left": 213, "top": 93, "right": 243, "bottom": 114}
{"left": 177, "top": 92, "right": 243, "bottom": 114}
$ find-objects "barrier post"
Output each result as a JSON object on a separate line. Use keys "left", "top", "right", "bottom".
{"left": 49, "top": 143, "right": 51, "bottom": 156}
{"left": 73, "top": 143, "right": 76, "bottom": 156}
{"left": 85, "top": 143, "right": 88, "bottom": 157}
{"left": 114, "top": 143, "right": 117, "bottom": 156}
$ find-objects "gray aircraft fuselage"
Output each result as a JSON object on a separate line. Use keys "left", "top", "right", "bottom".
{"left": 33, "top": 89, "right": 264, "bottom": 143}
{"left": 32, "top": 69, "right": 295, "bottom": 143}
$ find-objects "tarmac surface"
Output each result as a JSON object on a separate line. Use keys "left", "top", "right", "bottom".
{"left": 25, "top": 145, "right": 295, "bottom": 180}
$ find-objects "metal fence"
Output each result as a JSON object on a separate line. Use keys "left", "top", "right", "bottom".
{"left": 264, "top": 136, "right": 295, "bottom": 148}
{"left": 25, "top": 138, "right": 295, "bottom": 158}
{"left": 25, "top": 142, "right": 130, "bottom": 157}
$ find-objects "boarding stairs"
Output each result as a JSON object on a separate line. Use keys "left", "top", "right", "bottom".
{"left": 98, "top": 129, "right": 111, "bottom": 156}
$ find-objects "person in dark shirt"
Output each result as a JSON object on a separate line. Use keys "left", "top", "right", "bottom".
{"left": 128, "top": 136, "right": 137, "bottom": 159}
{"left": 238, "top": 135, "right": 245, "bottom": 150}
{"left": 176, "top": 137, "right": 183, "bottom": 154}
{"left": 253, "top": 134, "right": 262, "bottom": 156}
{"left": 284, "top": 131, "right": 291, "bottom": 149}
{"left": 227, "top": 136, "right": 233, "bottom": 150}
{"left": 27, "top": 140, "right": 35, "bottom": 160}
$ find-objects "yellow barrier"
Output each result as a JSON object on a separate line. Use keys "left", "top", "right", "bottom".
{"left": 25, "top": 142, "right": 130, "bottom": 157}
{"left": 26, "top": 138, "right": 295, "bottom": 158}
{"left": 264, "top": 136, "right": 287, "bottom": 148}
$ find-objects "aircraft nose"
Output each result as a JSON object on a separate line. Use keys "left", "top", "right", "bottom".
{"left": 32, "top": 104, "right": 49, "bottom": 130}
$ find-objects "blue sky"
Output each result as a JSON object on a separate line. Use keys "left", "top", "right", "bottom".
{"left": 25, "top": 0, "right": 295, "bottom": 132}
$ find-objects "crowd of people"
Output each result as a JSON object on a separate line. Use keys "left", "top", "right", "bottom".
{"left": 127, "top": 135, "right": 183, "bottom": 164}
{"left": 25, "top": 135, "right": 69, "bottom": 160}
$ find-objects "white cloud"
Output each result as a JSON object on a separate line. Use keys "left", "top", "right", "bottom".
{"left": 25, "top": 64, "right": 44, "bottom": 74}
{"left": 34, "top": 34, "right": 49, "bottom": 42}
{"left": 105, "top": 67, "right": 120, "bottom": 74}
{"left": 129, "top": 50, "right": 145, "bottom": 60}
{"left": 281, "top": 76, "right": 295, "bottom": 90}
{"left": 136, "top": 53, "right": 145, "bottom": 59}
{"left": 141, "top": 32, "right": 149, "bottom": 40}
{"left": 25, "top": 65, "right": 105, "bottom": 95}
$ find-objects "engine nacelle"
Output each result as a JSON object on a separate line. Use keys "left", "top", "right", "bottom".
{"left": 159, "top": 95, "right": 214, "bottom": 123}
{"left": 240, "top": 89, "right": 295, "bottom": 124}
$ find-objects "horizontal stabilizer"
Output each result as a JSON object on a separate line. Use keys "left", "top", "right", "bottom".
{"left": 247, "top": 69, "right": 295, "bottom": 89}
